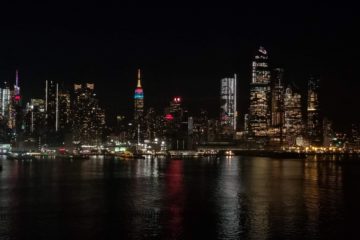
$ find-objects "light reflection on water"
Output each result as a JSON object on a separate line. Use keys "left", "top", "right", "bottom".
{"left": 0, "top": 155, "right": 359, "bottom": 239}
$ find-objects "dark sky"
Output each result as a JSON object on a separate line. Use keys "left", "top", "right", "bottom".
{"left": 0, "top": 4, "right": 359, "bottom": 129}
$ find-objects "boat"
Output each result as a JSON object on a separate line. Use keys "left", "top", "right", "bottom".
{"left": 116, "top": 151, "right": 134, "bottom": 159}
{"left": 116, "top": 151, "right": 145, "bottom": 159}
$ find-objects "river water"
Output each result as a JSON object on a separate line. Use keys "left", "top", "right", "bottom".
{"left": 0, "top": 156, "right": 359, "bottom": 239}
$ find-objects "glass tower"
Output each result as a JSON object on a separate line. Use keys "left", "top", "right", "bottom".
{"left": 220, "top": 74, "right": 237, "bottom": 134}
{"left": 249, "top": 46, "right": 271, "bottom": 137}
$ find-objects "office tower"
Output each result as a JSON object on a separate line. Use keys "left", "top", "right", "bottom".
{"left": 164, "top": 97, "right": 189, "bottom": 150}
{"left": 268, "top": 68, "right": 285, "bottom": 144}
{"left": 249, "top": 46, "right": 271, "bottom": 137}
{"left": 0, "top": 82, "right": 12, "bottom": 129}
{"left": 169, "top": 96, "right": 184, "bottom": 121}
{"left": 12, "top": 70, "right": 25, "bottom": 139}
{"left": 134, "top": 69, "right": 144, "bottom": 121}
{"left": 284, "top": 85, "right": 303, "bottom": 146}
{"left": 271, "top": 68, "right": 284, "bottom": 127}
{"left": 307, "top": 76, "right": 322, "bottom": 145}
{"left": 25, "top": 99, "right": 46, "bottom": 136}
{"left": 0, "top": 83, "right": 12, "bottom": 142}
{"left": 143, "top": 108, "right": 163, "bottom": 141}
{"left": 220, "top": 74, "right": 237, "bottom": 135}
{"left": 58, "top": 92, "right": 71, "bottom": 131}
{"left": 72, "top": 83, "right": 105, "bottom": 145}
{"left": 323, "top": 117, "right": 334, "bottom": 147}
{"left": 45, "top": 80, "right": 58, "bottom": 132}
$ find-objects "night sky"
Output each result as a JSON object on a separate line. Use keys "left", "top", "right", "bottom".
{"left": 0, "top": 5, "right": 359, "bottom": 129}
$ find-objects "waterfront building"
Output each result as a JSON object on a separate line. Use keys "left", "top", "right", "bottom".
{"left": 220, "top": 74, "right": 237, "bottom": 135}
{"left": 323, "top": 117, "right": 334, "bottom": 147}
{"left": 269, "top": 68, "right": 285, "bottom": 144}
{"left": 29, "top": 98, "right": 45, "bottom": 134}
{"left": 72, "top": 83, "right": 105, "bottom": 145}
{"left": 0, "top": 82, "right": 12, "bottom": 129}
{"left": 45, "top": 80, "right": 58, "bottom": 132}
{"left": 284, "top": 85, "right": 303, "bottom": 146}
{"left": 271, "top": 68, "right": 284, "bottom": 127}
{"left": 249, "top": 46, "right": 271, "bottom": 137}
{"left": 307, "top": 76, "right": 322, "bottom": 145}
{"left": 58, "top": 91, "right": 71, "bottom": 131}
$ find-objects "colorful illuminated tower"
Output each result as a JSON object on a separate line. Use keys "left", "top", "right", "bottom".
{"left": 14, "top": 69, "right": 21, "bottom": 103}
{"left": 134, "top": 69, "right": 144, "bottom": 121}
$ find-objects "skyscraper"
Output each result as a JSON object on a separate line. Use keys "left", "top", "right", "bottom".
{"left": 220, "top": 74, "right": 237, "bottom": 134}
{"left": 45, "top": 80, "right": 58, "bottom": 132}
{"left": 284, "top": 85, "right": 303, "bottom": 146}
{"left": 269, "top": 68, "right": 285, "bottom": 144}
{"left": 307, "top": 76, "right": 322, "bottom": 145}
{"left": 271, "top": 68, "right": 284, "bottom": 127}
{"left": 169, "top": 97, "right": 183, "bottom": 121}
{"left": 0, "top": 82, "right": 11, "bottom": 128}
{"left": 25, "top": 99, "right": 45, "bottom": 136}
{"left": 249, "top": 46, "right": 271, "bottom": 137}
{"left": 72, "top": 83, "right": 105, "bottom": 145}
{"left": 13, "top": 70, "right": 21, "bottom": 103}
{"left": 12, "top": 70, "right": 25, "bottom": 142}
{"left": 134, "top": 69, "right": 144, "bottom": 121}
{"left": 58, "top": 92, "right": 71, "bottom": 131}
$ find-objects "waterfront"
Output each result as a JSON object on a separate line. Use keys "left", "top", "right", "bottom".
{"left": 0, "top": 156, "right": 360, "bottom": 239}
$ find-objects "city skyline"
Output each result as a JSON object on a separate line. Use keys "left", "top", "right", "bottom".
{"left": 0, "top": 7, "right": 358, "bottom": 129}
{"left": 1, "top": 6, "right": 360, "bottom": 240}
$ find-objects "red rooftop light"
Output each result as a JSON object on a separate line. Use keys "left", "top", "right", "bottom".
{"left": 173, "top": 97, "right": 181, "bottom": 103}
{"left": 165, "top": 114, "right": 174, "bottom": 121}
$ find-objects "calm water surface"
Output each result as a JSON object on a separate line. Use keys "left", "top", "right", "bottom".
{"left": 1, "top": 156, "right": 360, "bottom": 239}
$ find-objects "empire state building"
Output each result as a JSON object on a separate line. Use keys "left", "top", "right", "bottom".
{"left": 134, "top": 69, "right": 144, "bottom": 121}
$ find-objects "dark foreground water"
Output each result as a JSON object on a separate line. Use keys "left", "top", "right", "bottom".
{"left": 1, "top": 156, "right": 360, "bottom": 240}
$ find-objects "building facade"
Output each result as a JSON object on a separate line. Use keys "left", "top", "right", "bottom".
{"left": 249, "top": 46, "right": 271, "bottom": 137}
{"left": 307, "top": 76, "right": 322, "bottom": 145}
{"left": 72, "top": 83, "right": 105, "bottom": 145}
{"left": 220, "top": 74, "right": 237, "bottom": 135}
{"left": 284, "top": 85, "right": 303, "bottom": 146}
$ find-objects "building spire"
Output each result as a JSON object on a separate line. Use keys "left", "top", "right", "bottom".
{"left": 137, "top": 69, "right": 142, "bottom": 88}
{"left": 16, "top": 69, "right": 19, "bottom": 87}
{"left": 14, "top": 69, "right": 20, "bottom": 98}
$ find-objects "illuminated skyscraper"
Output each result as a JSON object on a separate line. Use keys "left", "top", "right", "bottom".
{"left": 269, "top": 68, "right": 285, "bottom": 144}
{"left": 271, "top": 68, "right": 284, "bottom": 127}
{"left": 134, "top": 69, "right": 144, "bottom": 121}
{"left": 0, "top": 82, "right": 11, "bottom": 126}
{"left": 307, "top": 76, "right": 322, "bottom": 145}
{"left": 25, "top": 99, "right": 45, "bottom": 136}
{"left": 45, "top": 80, "right": 58, "bottom": 132}
{"left": 58, "top": 92, "right": 71, "bottom": 131}
{"left": 220, "top": 74, "right": 237, "bottom": 134}
{"left": 249, "top": 46, "right": 271, "bottom": 137}
{"left": 14, "top": 70, "right": 21, "bottom": 103}
{"left": 169, "top": 96, "right": 183, "bottom": 121}
{"left": 72, "top": 83, "right": 105, "bottom": 145}
{"left": 284, "top": 85, "right": 303, "bottom": 146}
{"left": 13, "top": 70, "right": 24, "bottom": 137}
